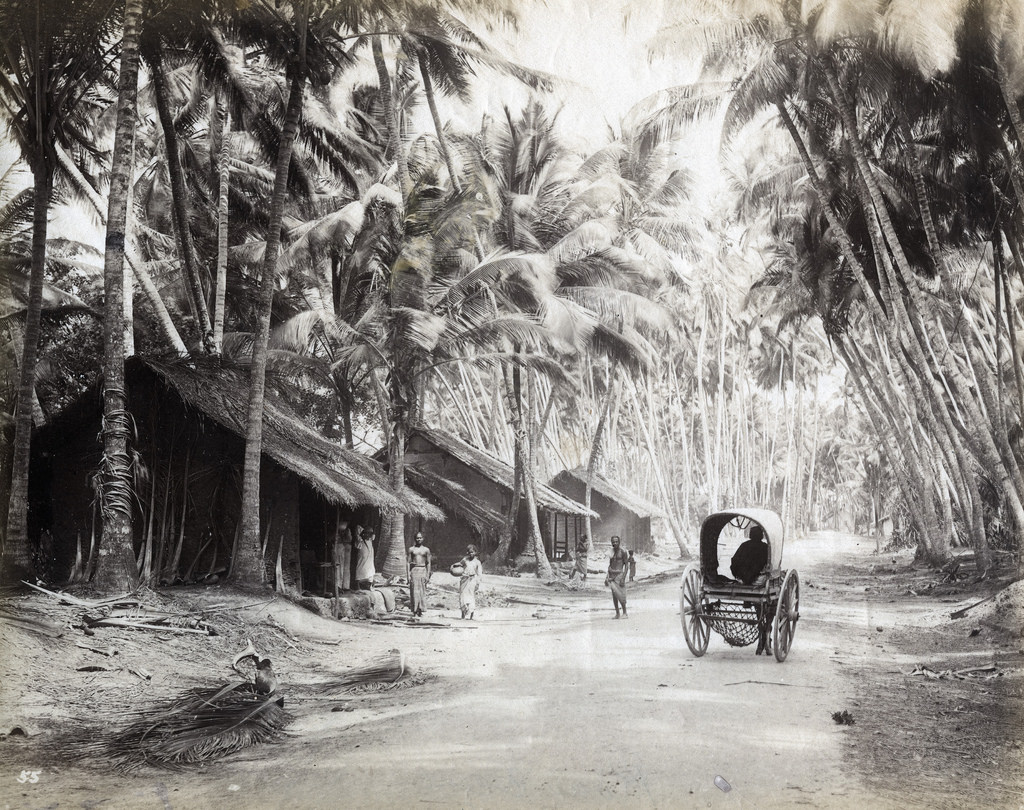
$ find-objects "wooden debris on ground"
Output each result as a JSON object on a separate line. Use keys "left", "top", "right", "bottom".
{"left": 949, "top": 594, "right": 998, "bottom": 619}
{"left": 506, "top": 596, "right": 567, "bottom": 608}
{"left": 81, "top": 614, "right": 215, "bottom": 635}
{"left": 75, "top": 640, "right": 118, "bottom": 657}
{"left": 21, "top": 581, "right": 138, "bottom": 610}
{"left": 80, "top": 604, "right": 217, "bottom": 635}
{"left": 906, "top": 663, "right": 1000, "bottom": 680}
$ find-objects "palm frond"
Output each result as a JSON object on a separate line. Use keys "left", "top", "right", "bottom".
{"left": 314, "top": 650, "right": 405, "bottom": 691}
{"left": 68, "top": 683, "right": 292, "bottom": 772}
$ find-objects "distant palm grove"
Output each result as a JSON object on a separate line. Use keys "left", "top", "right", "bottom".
{"left": 2, "top": 0, "right": 1023, "bottom": 592}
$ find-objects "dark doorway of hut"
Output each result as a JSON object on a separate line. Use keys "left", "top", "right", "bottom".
{"left": 298, "top": 490, "right": 354, "bottom": 598}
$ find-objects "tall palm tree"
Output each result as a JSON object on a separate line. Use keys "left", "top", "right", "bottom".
{"left": 229, "top": 0, "right": 373, "bottom": 584}
{"left": 656, "top": 0, "right": 1024, "bottom": 570}
{"left": 93, "top": 0, "right": 145, "bottom": 592}
{"left": 0, "top": 0, "right": 114, "bottom": 579}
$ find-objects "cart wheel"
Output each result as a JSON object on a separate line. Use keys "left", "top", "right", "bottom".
{"left": 772, "top": 569, "right": 800, "bottom": 662}
{"left": 680, "top": 565, "right": 709, "bottom": 657}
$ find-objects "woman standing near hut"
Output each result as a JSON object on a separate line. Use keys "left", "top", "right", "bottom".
{"left": 458, "top": 545, "right": 483, "bottom": 620}
{"left": 355, "top": 528, "right": 376, "bottom": 590}
{"left": 333, "top": 516, "right": 353, "bottom": 592}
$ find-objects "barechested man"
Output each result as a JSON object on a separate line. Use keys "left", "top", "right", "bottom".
{"left": 407, "top": 531, "right": 432, "bottom": 617}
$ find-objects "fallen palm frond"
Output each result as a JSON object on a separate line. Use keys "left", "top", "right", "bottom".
{"left": 21, "top": 580, "right": 139, "bottom": 610}
{"left": 316, "top": 650, "right": 406, "bottom": 692}
{"left": 70, "top": 683, "right": 292, "bottom": 771}
{"left": 341, "top": 671, "right": 433, "bottom": 693}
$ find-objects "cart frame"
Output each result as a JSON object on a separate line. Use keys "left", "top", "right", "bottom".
{"left": 679, "top": 508, "right": 800, "bottom": 662}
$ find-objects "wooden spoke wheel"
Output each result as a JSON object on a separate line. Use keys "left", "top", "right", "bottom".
{"left": 680, "top": 564, "right": 710, "bottom": 657}
{"left": 772, "top": 569, "right": 800, "bottom": 662}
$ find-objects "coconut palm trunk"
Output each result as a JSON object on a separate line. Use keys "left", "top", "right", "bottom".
{"left": 93, "top": 0, "right": 145, "bottom": 593}
{"left": 53, "top": 143, "right": 187, "bottom": 355}
{"left": 822, "top": 66, "right": 1021, "bottom": 563}
{"left": 418, "top": 51, "right": 461, "bottom": 193}
{"left": 232, "top": 61, "right": 306, "bottom": 585}
{"left": 213, "top": 92, "right": 231, "bottom": 354}
{"left": 624, "top": 375, "right": 690, "bottom": 557}
{"left": 3, "top": 167, "right": 52, "bottom": 579}
{"left": 585, "top": 362, "right": 618, "bottom": 547}
{"left": 372, "top": 34, "right": 408, "bottom": 195}
{"left": 777, "top": 94, "right": 981, "bottom": 564}
{"left": 146, "top": 38, "right": 213, "bottom": 349}
{"left": 381, "top": 383, "right": 409, "bottom": 580}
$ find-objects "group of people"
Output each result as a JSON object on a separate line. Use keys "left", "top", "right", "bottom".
{"left": 334, "top": 522, "right": 640, "bottom": 622}
{"left": 335, "top": 520, "right": 769, "bottom": 624}
{"left": 404, "top": 532, "right": 483, "bottom": 620}
{"left": 331, "top": 518, "right": 379, "bottom": 593}
{"left": 331, "top": 522, "right": 483, "bottom": 621}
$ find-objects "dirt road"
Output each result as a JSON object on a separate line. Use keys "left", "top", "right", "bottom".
{"left": 6, "top": 533, "right": 1020, "bottom": 810}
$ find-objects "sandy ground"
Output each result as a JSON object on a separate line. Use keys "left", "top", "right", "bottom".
{"left": 0, "top": 532, "right": 1021, "bottom": 810}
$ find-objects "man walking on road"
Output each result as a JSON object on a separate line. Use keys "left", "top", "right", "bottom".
{"left": 606, "top": 535, "right": 629, "bottom": 618}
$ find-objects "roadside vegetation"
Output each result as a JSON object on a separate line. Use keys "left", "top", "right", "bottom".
{"left": 1, "top": 0, "right": 1022, "bottom": 592}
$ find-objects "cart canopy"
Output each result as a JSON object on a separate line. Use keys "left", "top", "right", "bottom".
{"left": 699, "top": 508, "right": 785, "bottom": 576}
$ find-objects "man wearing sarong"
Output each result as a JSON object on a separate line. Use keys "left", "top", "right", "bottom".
{"left": 568, "top": 534, "right": 589, "bottom": 584}
{"left": 605, "top": 535, "right": 629, "bottom": 618}
{"left": 458, "top": 545, "right": 483, "bottom": 620}
{"left": 407, "top": 531, "right": 431, "bottom": 617}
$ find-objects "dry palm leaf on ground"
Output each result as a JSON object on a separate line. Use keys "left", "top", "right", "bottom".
{"left": 315, "top": 650, "right": 413, "bottom": 692}
{"left": 70, "top": 682, "right": 292, "bottom": 771}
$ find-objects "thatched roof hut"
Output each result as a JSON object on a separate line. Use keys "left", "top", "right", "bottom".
{"left": 143, "top": 358, "right": 432, "bottom": 514}
{"left": 29, "top": 357, "right": 438, "bottom": 588}
{"left": 396, "top": 426, "right": 594, "bottom": 565}
{"left": 547, "top": 468, "right": 666, "bottom": 554}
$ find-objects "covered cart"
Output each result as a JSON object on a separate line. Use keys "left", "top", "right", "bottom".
{"left": 679, "top": 508, "right": 800, "bottom": 662}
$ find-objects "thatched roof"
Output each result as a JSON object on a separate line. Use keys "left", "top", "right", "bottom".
{"left": 405, "top": 465, "right": 507, "bottom": 533}
{"left": 551, "top": 468, "right": 666, "bottom": 519}
{"left": 142, "top": 358, "right": 440, "bottom": 517}
{"left": 410, "top": 426, "right": 595, "bottom": 518}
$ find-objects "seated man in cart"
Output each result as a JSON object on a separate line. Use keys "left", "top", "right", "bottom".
{"left": 730, "top": 526, "right": 769, "bottom": 586}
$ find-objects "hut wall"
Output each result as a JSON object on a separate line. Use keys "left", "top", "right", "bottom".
{"left": 261, "top": 467, "right": 301, "bottom": 590}
{"left": 30, "top": 372, "right": 313, "bottom": 587}
{"left": 547, "top": 473, "right": 654, "bottom": 554}
{"left": 405, "top": 433, "right": 509, "bottom": 561}
{"left": 28, "top": 409, "right": 100, "bottom": 582}
{"left": 407, "top": 434, "right": 508, "bottom": 516}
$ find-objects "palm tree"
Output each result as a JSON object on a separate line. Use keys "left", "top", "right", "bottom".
{"left": 0, "top": 0, "right": 114, "bottom": 579}
{"left": 93, "top": 0, "right": 145, "bottom": 593}
{"left": 229, "top": 0, "right": 375, "bottom": 584}
{"left": 655, "top": 0, "right": 1024, "bottom": 570}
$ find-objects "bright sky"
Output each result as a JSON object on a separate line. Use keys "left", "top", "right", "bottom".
{"left": 2, "top": 0, "right": 719, "bottom": 246}
{"left": 477, "top": 0, "right": 699, "bottom": 148}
